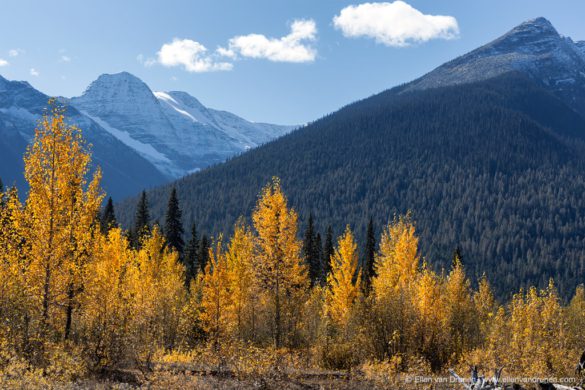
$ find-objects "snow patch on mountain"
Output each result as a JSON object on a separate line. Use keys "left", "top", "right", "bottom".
{"left": 79, "top": 110, "right": 172, "bottom": 166}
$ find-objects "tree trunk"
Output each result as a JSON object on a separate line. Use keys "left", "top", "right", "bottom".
{"left": 64, "top": 282, "right": 74, "bottom": 340}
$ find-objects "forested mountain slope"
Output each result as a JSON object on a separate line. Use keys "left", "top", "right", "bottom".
{"left": 118, "top": 73, "right": 585, "bottom": 299}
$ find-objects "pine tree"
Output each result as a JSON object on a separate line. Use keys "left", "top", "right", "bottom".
{"left": 452, "top": 246, "right": 463, "bottom": 267}
{"left": 252, "top": 177, "right": 308, "bottom": 348}
{"left": 133, "top": 190, "right": 150, "bottom": 243}
{"left": 184, "top": 224, "right": 199, "bottom": 283}
{"left": 100, "top": 196, "right": 118, "bottom": 233}
{"left": 322, "top": 225, "right": 334, "bottom": 284}
{"left": 363, "top": 217, "right": 376, "bottom": 289}
{"left": 164, "top": 187, "right": 184, "bottom": 254}
{"left": 303, "top": 213, "right": 320, "bottom": 284}
{"left": 314, "top": 232, "right": 322, "bottom": 280}
{"left": 199, "top": 235, "right": 210, "bottom": 274}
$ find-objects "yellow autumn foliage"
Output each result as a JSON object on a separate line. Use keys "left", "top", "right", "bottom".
{"left": 0, "top": 101, "right": 584, "bottom": 386}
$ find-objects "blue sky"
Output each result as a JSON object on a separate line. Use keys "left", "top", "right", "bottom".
{"left": 1, "top": 1, "right": 584, "bottom": 124}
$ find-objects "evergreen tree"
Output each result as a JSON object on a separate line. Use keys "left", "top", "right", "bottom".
{"left": 453, "top": 246, "right": 463, "bottom": 267}
{"left": 184, "top": 223, "right": 199, "bottom": 283}
{"left": 303, "top": 213, "right": 320, "bottom": 284}
{"left": 363, "top": 217, "right": 376, "bottom": 288}
{"left": 314, "top": 232, "right": 322, "bottom": 280}
{"left": 164, "top": 187, "right": 184, "bottom": 254}
{"left": 322, "top": 225, "right": 334, "bottom": 283}
{"left": 100, "top": 197, "right": 118, "bottom": 233}
{"left": 199, "top": 235, "right": 210, "bottom": 274}
{"left": 133, "top": 190, "right": 150, "bottom": 242}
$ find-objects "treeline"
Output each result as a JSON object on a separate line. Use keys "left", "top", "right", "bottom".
{"left": 0, "top": 103, "right": 584, "bottom": 384}
{"left": 117, "top": 73, "right": 585, "bottom": 301}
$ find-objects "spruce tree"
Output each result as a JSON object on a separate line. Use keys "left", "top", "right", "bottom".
{"left": 133, "top": 190, "right": 150, "bottom": 245}
{"left": 322, "top": 225, "right": 334, "bottom": 283}
{"left": 315, "top": 232, "right": 322, "bottom": 280}
{"left": 100, "top": 197, "right": 118, "bottom": 233}
{"left": 363, "top": 217, "right": 376, "bottom": 288}
{"left": 184, "top": 223, "right": 199, "bottom": 283}
{"left": 164, "top": 187, "right": 184, "bottom": 254}
{"left": 453, "top": 246, "right": 463, "bottom": 267}
{"left": 199, "top": 234, "right": 210, "bottom": 273}
{"left": 303, "top": 213, "right": 320, "bottom": 284}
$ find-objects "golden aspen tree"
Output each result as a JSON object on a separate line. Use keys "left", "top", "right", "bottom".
{"left": 372, "top": 214, "right": 419, "bottom": 299}
{"left": 536, "top": 281, "right": 564, "bottom": 375}
{"left": 179, "top": 275, "right": 205, "bottom": 347}
{"left": 482, "top": 306, "right": 509, "bottom": 370}
{"left": 135, "top": 227, "right": 186, "bottom": 356}
{"left": 0, "top": 187, "right": 30, "bottom": 351}
{"left": 566, "top": 285, "right": 585, "bottom": 351}
{"left": 506, "top": 283, "right": 565, "bottom": 375}
{"left": 225, "top": 222, "right": 257, "bottom": 340}
{"left": 473, "top": 275, "right": 497, "bottom": 344}
{"left": 443, "top": 257, "right": 478, "bottom": 362}
{"left": 80, "top": 228, "right": 139, "bottom": 366}
{"left": 325, "top": 225, "right": 361, "bottom": 328}
{"left": 368, "top": 215, "right": 419, "bottom": 360}
{"left": 200, "top": 237, "right": 233, "bottom": 349}
{"left": 252, "top": 178, "right": 308, "bottom": 348}
{"left": 23, "top": 101, "right": 103, "bottom": 341}
{"left": 413, "top": 264, "right": 445, "bottom": 371}
{"left": 508, "top": 288, "right": 530, "bottom": 372}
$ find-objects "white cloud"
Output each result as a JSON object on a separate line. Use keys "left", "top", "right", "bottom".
{"left": 225, "top": 19, "right": 317, "bottom": 62}
{"left": 216, "top": 46, "right": 236, "bottom": 59}
{"left": 30, "top": 68, "right": 39, "bottom": 77}
{"left": 0, "top": 59, "right": 8, "bottom": 67}
{"left": 156, "top": 38, "right": 233, "bottom": 72}
{"left": 60, "top": 55, "right": 71, "bottom": 63}
{"left": 8, "top": 48, "right": 24, "bottom": 57}
{"left": 333, "top": 1, "right": 459, "bottom": 47}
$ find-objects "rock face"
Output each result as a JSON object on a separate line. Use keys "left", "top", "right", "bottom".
{"left": 0, "top": 72, "right": 295, "bottom": 198}
{"left": 405, "top": 17, "right": 585, "bottom": 115}
{"left": 71, "top": 72, "right": 295, "bottom": 178}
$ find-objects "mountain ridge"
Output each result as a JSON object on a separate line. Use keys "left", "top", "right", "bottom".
{"left": 402, "top": 17, "right": 585, "bottom": 117}
{"left": 117, "top": 18, "right": 585, "bottom": 299}
{"left": 70, "top": 72, "right": 295, "bottom": 178}
{"left": 0, "top": 71, "right": 294, "bottom": 197}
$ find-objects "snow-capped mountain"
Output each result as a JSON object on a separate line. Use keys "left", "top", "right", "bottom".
{"left": 70, "top": 72, "right": 295, "bottom": 178}
{"left": 0, "top": 72, "right": 294, "bottom": 198}
{"left": 0, "top": 75, "right": 167, "bottom": 199}
{"left": 405, "top": 17, "right": 585, "bottom": 116}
